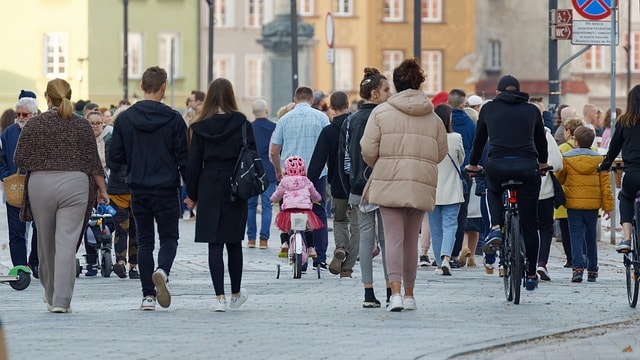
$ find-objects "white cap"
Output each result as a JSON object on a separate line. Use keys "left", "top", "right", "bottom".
{"left": 467, "top": 95, "right": 483, "bottom": 106}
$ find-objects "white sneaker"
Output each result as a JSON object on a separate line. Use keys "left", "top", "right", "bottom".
{"left": 403, "top": 297, "right": 417, "bottom": 311}
{"left": 152, "top": 269, "right": 171, "bottom": 308}
{"left": 140, "top": 296, "right": 156, "bottom": 311}
{"left": 434, "top": 267, "right": 444, "bottom": 275}
{"left": 387, "top": 294, "right": 403, "bottom": 312}
{"left": 211, "top": 298, "right": 226, "bottom": 312}
{"left": 441, "top": 260, "right": 452, "bottom": 276}
{"left": 230, "top": 288, "right": 248, "bottom": 309}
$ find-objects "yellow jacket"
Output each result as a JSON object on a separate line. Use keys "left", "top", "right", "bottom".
{"left": 554, "top": 139, "right": 597, "bottom": 218}
{"left": 556, "top": 148, "right": 614, "bottom": 211}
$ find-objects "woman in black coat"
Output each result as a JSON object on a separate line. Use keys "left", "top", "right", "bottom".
{"left": 185, "top": 78, "right": 254, "bottom": 312}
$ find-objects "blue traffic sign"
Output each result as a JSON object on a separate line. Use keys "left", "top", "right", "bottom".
{"left": 571, "top": 0, "right": 614, "bottom": 20}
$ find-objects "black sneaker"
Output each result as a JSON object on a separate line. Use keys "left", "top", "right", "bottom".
{"left": 449, "top": 259, "right": 461, "bottom": 269}
{"left": 563, "top": 260, "right": 572, "bottom": 268}
{"left": 419, "top": 255, "right": 430, "bottom": 267}
{"left": 113, "top": 263, "right": 127, "bottom": 279}
{"left": 313, "top": 262, "right": 328, "bottom": 270}
{"left": 362, "top": 298, "right": 381, "bottom": 308}
{"left": 615, "top": 240, "right": 632, "bottom": 253}
{"left": 129, "top": 269, "right": 140, "bottom": 279}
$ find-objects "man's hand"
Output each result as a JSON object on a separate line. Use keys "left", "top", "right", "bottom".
{"left": 465, "top": 164, "right": 483, "bottom": 172}
{"left": 184, "top": 196, "right": 196, "bottom": 210}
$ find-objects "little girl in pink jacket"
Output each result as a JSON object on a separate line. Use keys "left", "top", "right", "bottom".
{"left": 271, "top": 156, "right": 324, "bottom": 257}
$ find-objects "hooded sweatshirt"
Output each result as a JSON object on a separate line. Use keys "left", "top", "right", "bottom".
{"left": 109, "top": 100, "right": 188, "bottom": 195}
{"left": 360, "top": 89, "right": 448, "bottom": 212}
{"left": 469, "top": 91, "right": 548, "bottom": 166}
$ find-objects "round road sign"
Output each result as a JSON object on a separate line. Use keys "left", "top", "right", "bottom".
{"left": 325, "top": 12, "right": 335, "bottom": 48}
{"left": 571, "top": 0, "right": 614, "bottom": 20}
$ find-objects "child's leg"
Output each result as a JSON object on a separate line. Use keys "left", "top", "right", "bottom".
{"left": 304, "top": 231, "right": 314, "bottom": 249}
{"left": 584, "top": 210, "right": 599, "bottom": 272}
{"left": 280, "top": 232, "right": 289, "bottom": 245}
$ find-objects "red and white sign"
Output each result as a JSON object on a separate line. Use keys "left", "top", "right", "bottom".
{"left": 571, "top": 0, "right": 614, "bottom": 20}
{"left": 553, "top": 24, "right": 573, "bottom": 40}
{"left": 555, "top": 9, "right": 573, "bottom": 24}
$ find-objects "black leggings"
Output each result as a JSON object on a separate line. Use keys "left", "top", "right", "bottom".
{"left": 620, "top": 170, "right": 640, "bottom": 224}
{"left": 208, "top": 242, "right": 243, "bottom": 296}
{"left": 486, "top": 158, "right": 541, "bottom": 275}
{"left": 280, "top": 231, "right": 314, "bottom": 248}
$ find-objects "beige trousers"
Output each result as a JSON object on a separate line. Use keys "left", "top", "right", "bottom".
{"left": 28, "top": 171, "right": 89, "bottom": 309}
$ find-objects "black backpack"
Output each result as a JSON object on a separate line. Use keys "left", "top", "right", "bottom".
{"left": 230, "top": 122, "right": 269, "bottom": 201}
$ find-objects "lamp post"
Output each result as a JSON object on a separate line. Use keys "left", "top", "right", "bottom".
{"left": 206, "top": 0, "right": 215, "bottom": 83}
{"left": 413, "top": 0, "right": 421, "bottom": 61}
{"left": 290, "top": 0, "right": 298, "bottom": 92}
{"left": 123, "top": 0, "right": 129, "bottom": 102}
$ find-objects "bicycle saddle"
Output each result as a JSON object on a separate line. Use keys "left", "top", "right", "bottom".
{"left": 501, "top": 180, "right": 523, "bottom": 188}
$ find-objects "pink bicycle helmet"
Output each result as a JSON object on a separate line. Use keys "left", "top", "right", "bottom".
{"left": 285, "top": 156, "right": 306, "bottom": 176}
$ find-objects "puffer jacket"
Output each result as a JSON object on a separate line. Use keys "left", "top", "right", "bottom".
{"left": 270, "top": 175, "right": 321, "bottom": 210}
{"left": 556, "top": 148, "right": 614, "bottom": 211}
{"left": 360, "top": 89, "right": 448, "bottom": 212}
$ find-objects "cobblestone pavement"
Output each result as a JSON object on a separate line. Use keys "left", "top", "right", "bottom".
{"left": 1, "top": 203, "right": 639, "bottom": 360}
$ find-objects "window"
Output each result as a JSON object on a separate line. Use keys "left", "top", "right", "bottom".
{"left": 486, "top": 40, "right": 501, "bottom": 71}
{"left": 246, "top": 0, "right": 265, "bottom": 28}
{"left": 214, "top": 0, "right": 234, "bottom": 28}
{"left": 334, "top": 0, "right": 352, "bottom": 17}
{"left": 422, "top": 0, "right": 442, "bottom": 23}
{"left": 299, "top": 0, "right": 314, "bottom": 16}
{"left": 245, "top": 55, "right": 264, "bottom": 98}
{"left": 335, "top": 48, "right": 354, "bottom": 91}
{"left": 628, "top": 33, "right": 640, "bottom": 72}
{"left": 383, "top": 0, "right": 403, "bottom": 22}
{"left": 128, "top": 32, "right": 143, "bottom": 79}
{"left": 158, "top": 32, "right": 181, "bottom": 77}
{"left": 584, "top": 46, "right": 606, "bottom": 72}
{"left": 421, "top": 50, "right": 442, "bottom": 94}
{"left": 382, "top": 50, "right": 404, "bottom": 91}
{"left": 44, "top": 32, "right": 68, "bottom": 78}
{"left": 213, "top": 54, "right": 234, "bottom": 83}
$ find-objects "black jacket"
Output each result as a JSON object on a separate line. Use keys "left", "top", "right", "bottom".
{"left": 104, "top": 137, "right": 129, "bottom": 195}
{"left": 602, "top": 119, "right": 640, "bottom": 171}
{"left": 308, "top": 112, "right": 350, "bottom": 199}
{"left": 338, "top": 103, "right": 378, "bottom": 196}
{"left": 109, "top": 100, "right": 188, "bottom": 195}
{"left": 469, "top": 91, "right": 548, "bottom": 166}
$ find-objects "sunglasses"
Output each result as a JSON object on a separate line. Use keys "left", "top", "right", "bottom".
{"left": 16, "top": 112, "right": 32, "bottom": 118}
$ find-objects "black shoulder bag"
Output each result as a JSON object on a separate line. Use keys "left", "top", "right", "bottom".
{"left": 230, "top": 122, "right": 269, "bottom": 201}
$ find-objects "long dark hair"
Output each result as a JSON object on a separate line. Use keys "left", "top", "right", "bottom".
{"left": 434, "top": 104, "right": 452, "bottom": 133}
{"left": 194, "top": 78, "right": 239, "bottom": 125}
{"left": 619, "top": 85, "right": 640, "bottom": 128}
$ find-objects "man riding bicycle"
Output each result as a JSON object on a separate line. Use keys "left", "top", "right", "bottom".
{"left": 465, "top": 75, "right": 548, "bottom": 291}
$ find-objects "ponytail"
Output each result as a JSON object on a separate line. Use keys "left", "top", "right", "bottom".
{"left": 58, "top": 97, "right": 73, "bottom": 120}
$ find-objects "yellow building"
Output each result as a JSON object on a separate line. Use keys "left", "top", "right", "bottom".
{"left": 302, "top": 0, "right": 476, "bottom": 99}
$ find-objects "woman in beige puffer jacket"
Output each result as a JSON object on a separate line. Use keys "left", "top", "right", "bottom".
{"left": 360, "top": 59, "right": 448, "bottom": 312}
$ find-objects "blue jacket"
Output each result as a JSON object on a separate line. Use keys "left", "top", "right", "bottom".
{"left": 0, "top": 124, "right": 23, "bottom": 180}
{"left": 252, "top": 117, "right": 276, "bottom": 183}
{"left": 451, "top": 108, "right": 476, "bottom": 167}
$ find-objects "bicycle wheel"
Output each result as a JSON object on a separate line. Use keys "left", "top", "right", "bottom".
{"left": 511, "top": 214, "right": 523, "bottom": 305}
{"left": 292, "top": 233, "right": 303, "bottom": 279}
{"left": 627, "top": 220, "right": 640, "bottom": 307}
{"left": 501, "top": 214, "right": 513, "bottom": 302}
{"left": 100, "top": 250, "right": 112, "bottom": 278}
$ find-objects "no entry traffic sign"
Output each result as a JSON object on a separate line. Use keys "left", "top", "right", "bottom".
{"left": 571, "top": 0, "right": 614, "bottom": 20}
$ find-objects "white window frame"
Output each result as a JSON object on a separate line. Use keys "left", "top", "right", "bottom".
{"left": 383, "top": 0, "right": 403, "bottom": 22}
{"left": 486, "top": 40, "right": 501, "bottom": 71}
{"left": 158, "top": 32, "right": 181, "bottom": 78}
{"left": 44, "top": 32, "right": 68, "bottom": 79}
{"left": 128, "top": 32, "right": 143, "bottom": 79}
{"left": 628, "top": 32, "right": 640, "bottom": 72}
{"left": 422, "top": 0, "right": 442, "bottom": 23}
{"left": 334, "top": 0, "right": 353, "bottom": 17}
{"left": 421, "top": 50, "right": 442, "bottom": 95}
{"left": 382, "top": 50, "right": 404, "bottom": 92}
{"left": 299, "top": 0, "right": 314, "bottom": 17}
{"left": 335, "top": 48, "right": 354, "bottom": 91}
{"left": 214, "top": 0, "right": 234, "bottom": 28}
{"left": 213, "top": 54, "right": 235, "bottom": 84}
{"left": 246, "top": 0, "right": 265, "bottom": 28}
{"left": 584, "top": 46, "right": 606, "bottom": 72}
{"left": 245, "top": 54, "right": 264, "bottom": 98}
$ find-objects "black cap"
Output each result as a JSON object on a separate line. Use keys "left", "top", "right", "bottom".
{"left": 497, "top": 75, "right": 520, "bottom": 92}
{"left": 19, "top": 90, "right": 37, "bottom": 99}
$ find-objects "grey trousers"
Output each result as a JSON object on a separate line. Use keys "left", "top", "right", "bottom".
{"left": 332, "top": 198, "right": 359, "bottom": 272}
{"left": 358, "top": 208, "right": 387, "bottom": 285}
{"left": 29, "top": 171, "right": 89, "bottom": 309}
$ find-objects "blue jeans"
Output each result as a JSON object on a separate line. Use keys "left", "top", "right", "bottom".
{"left": 311, "top": 177, "right": 328, "bottom": 263}
{"left": 131, "top": 192, "right": 180, "bottom": 297}
{"left": 567, "top": 209, "right": 598, "bottom": 271}
{"left": 246, "top": 182, "right": 276, "bottom": 240}
{"left": 428, "top": 203, "right": 461, "bottom": 266}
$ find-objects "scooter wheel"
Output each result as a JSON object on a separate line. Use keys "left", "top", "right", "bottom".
{"left": 10, "top": 270, "right": 31, "bottom": 291}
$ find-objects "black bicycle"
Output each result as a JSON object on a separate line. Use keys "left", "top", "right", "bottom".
{"left": 499, "top": 179, "right": 526, "bottom": 304}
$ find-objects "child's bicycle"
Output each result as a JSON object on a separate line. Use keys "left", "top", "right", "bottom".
{"left": 0, "top": 264, "right": 31, "bottom": 290}
{"left": 76, "top": 204, "right": 115, "bottom": 278}
{"left": 276, "top": 213, "right": 321, "bottom": 279}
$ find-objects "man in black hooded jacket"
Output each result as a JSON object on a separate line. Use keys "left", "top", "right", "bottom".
{"left": 110, "top": 66, "right": 188, "bottom": 311}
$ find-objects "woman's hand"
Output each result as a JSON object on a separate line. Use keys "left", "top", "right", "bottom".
{"left": 184, "top": 196, "right": 196, "bottom": 210}
{"left": 97, "top": 188, "right": 109, "bottom": 205}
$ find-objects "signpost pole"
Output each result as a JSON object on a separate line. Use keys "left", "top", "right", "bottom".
{"left": 549, "top": 0, "right": 559, "bottom": 117}
{"left": 609, "top": 1, "right": 618, "bottom": 245}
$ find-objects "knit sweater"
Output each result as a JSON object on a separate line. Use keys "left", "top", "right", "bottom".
{"left": 14, "top": 109, "right": 103, "bottom": 221}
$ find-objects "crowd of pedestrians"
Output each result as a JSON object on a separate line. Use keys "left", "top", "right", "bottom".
{"left": 3, "top": 58, "right": 640, "bottom": 314}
